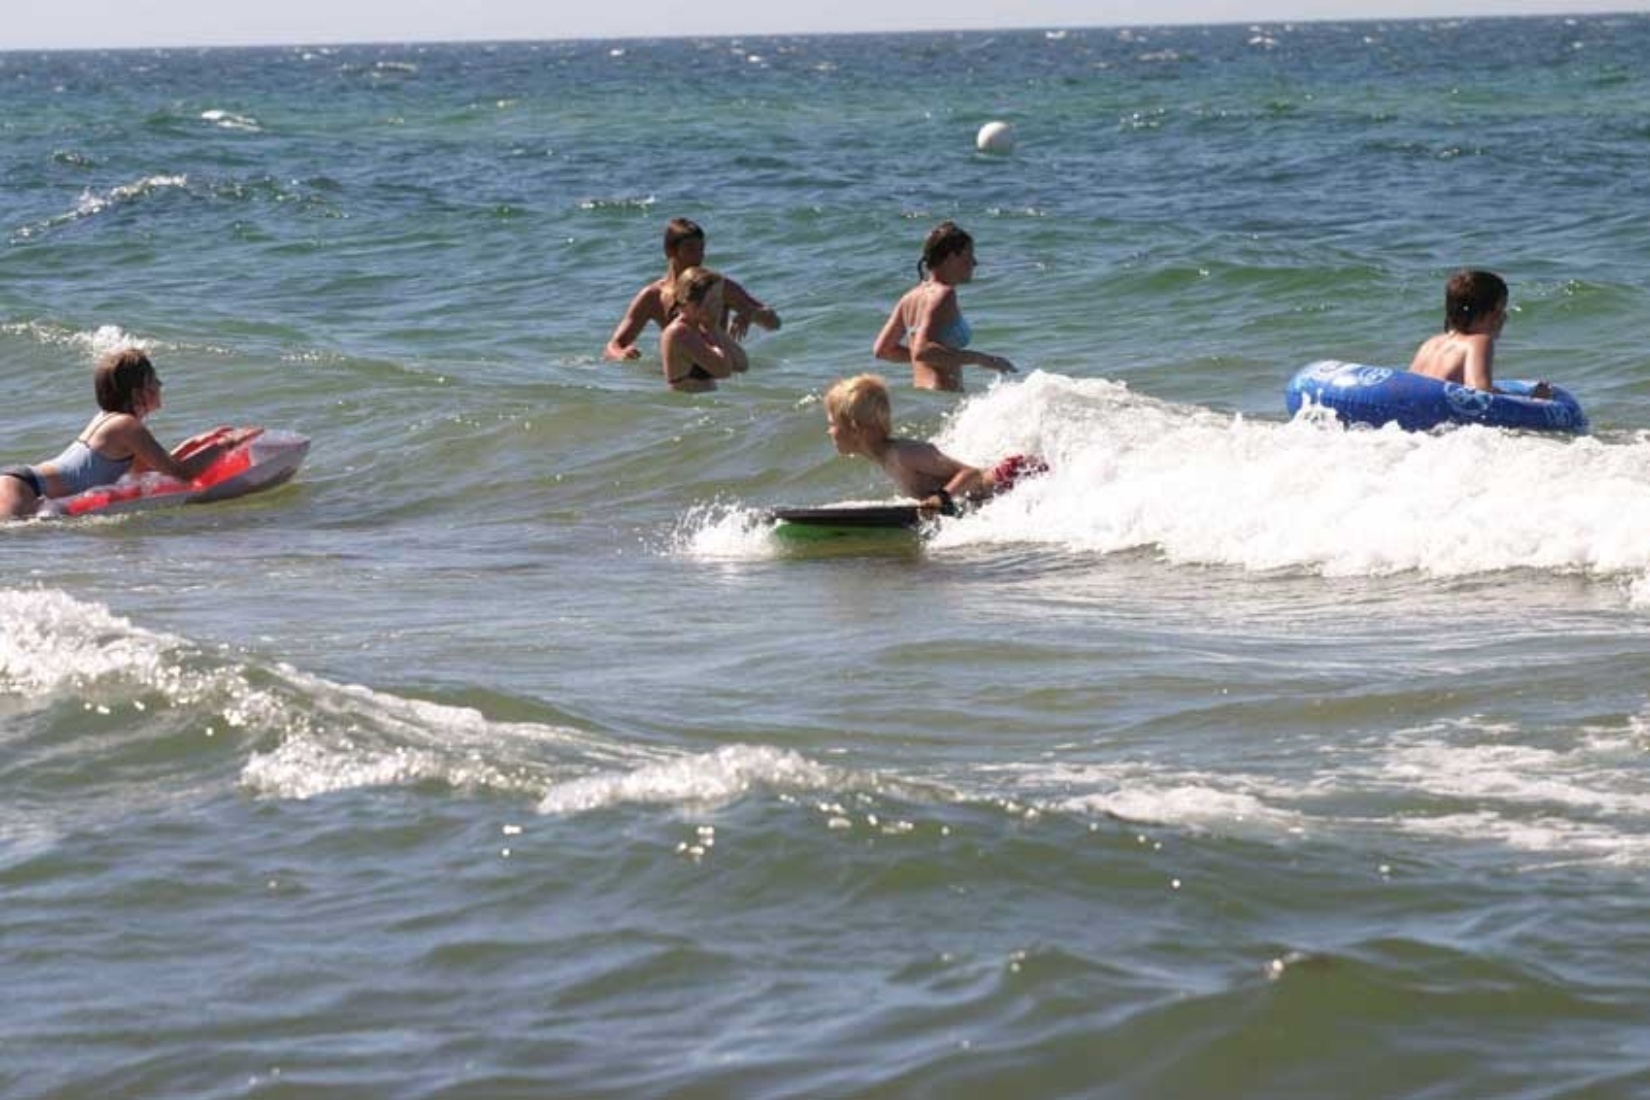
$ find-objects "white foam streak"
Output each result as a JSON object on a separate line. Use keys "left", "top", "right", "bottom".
{"left": 200, "top": 108, "right": 261, "bottom": 132}
{"left": 1057, "top": 782, "right": 1291, "bottom": 830}
{"left": 536, "top": 744, "right": 844, "bottom": 815}
{"left": 984, "top": 714, "right": 1650, "bottom": 862}
{"left": 13, "top": 174, "right": 188, "bottom": 241}
{"left": 0, "top": 322, "right": 148, "bottom": 360}
{"left": 241, "top": 733, "right": 518, "bottom": 801}
{"left": 239, "top": 674, "right": 636, "bottom": 801}
{"left": 1375, "top": 726, "right": 1650, "bottom": 818}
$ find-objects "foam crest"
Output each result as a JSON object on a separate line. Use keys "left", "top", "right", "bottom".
{"left": 1375, "top": 724, "right": 1650, "bottom": 818}
{"left": 536, "top": 744, "right": 846, "bottom": 815}
{"left": 242, "top": 732, "right": 520, "bottom": 801}
{"left": 239, "top": 675, "right": 633, "bottom": 801}
{"left": 13, "top": 174, "right": 189, "bottom": 241}
{"left": 0, "top": 322, "right": 149, "bottom": 360}
{"left": 669, "top": 501, "right": 778, "bottom": 560}
{"left": 200, "top": 108, "right": 261, "bottom": 132}
{"left": 0, "top": 588, "right": 181, "bottom": 695}
{"left": 0, "top": 590, "right": 633, "bottom": 804}
{"left": 990, "top": 757, "right": 1306, "bottom": 833}
{"left": 1057, "top": 781, "right": 1293, "bottom": 831}
{"left": 928, "top": 371, "right": 1650, "bottom": 582}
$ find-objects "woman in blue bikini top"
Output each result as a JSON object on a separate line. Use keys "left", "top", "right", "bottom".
{"left": 872, "top": 220, "right": 1018, "bottom": 392}
{"left": 1, "top": 347, "right": 251, "bottom": 519}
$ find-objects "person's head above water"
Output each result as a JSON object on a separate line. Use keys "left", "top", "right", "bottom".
{"left": 1444, "top": 269, "right": 1508, "bottom": 334}
{"left": 664, "top": 217, "right": 707, "bottom": 267}
{"left": 917, "top": 221, "right": 974, "bottom": 280}
{"left": 93, "top": 347, "right": 159, "bottom": 414}
{"left": 824, "top": 373, "right": 893, "bottom": 441}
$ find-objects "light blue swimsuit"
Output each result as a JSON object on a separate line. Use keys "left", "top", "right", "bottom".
{"left": 928, "top": 313, "right": 972, "bottom": 348}
{"left": 34, "top": 414, "right": 134, "bottom": 495}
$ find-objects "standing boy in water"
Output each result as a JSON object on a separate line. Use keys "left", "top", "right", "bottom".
{"left": 603, "top": 217, "right": 781, "bottom": 360}
{"left": 1409, "top": 269, "right": 1550, "bottom": 398}
{"left": 823, "top": 373, "right": 1045, "bottom": 515}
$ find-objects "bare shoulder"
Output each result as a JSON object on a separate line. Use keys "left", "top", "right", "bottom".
{"left": 89, "top": 411, "right": 142, "bottom": 442}
{"left": 1409, "top": 333, "right": 1464, "bottom": 380}
{"left": 902, "top": 282, "right": 952, "bottom": 321}
{"left": 629, "top": 279, "right": 669, "bottom": 317}
{"left": 889, "top": 437, "right": 954, "bottom": 473}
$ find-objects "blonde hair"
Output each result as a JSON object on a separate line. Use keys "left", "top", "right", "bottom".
{"left": 673, "top": 265, "right": 723, "bottom": 310}
{"left": 824, "top": 373, "right": 892, "bottom": 438}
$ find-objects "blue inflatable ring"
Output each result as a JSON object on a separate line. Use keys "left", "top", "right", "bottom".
{"left": 1285, "top": 360, "right": 1587, "bottom": 433}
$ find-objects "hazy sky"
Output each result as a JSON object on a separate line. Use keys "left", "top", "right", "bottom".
{"left": 9, "top": 0, "right": 1645, "bottom": 50}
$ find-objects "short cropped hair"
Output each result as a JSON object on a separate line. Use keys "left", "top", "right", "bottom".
{"left": 1444, "top": 269, "right": 1508, "bottom": 333}
{"left": 93, "top": 347, "right": 156, "bottom": 414}
{"left": 664, "top": 217, "right": 705, "bottom": 258}
{"left": 918, "top": 221, "right": 973, "bottom": 279}
{"left": 825, "top": 373, "right": 892, "bottom": 438}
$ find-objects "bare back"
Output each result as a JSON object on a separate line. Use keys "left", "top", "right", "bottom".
{"left": 1409, "top": 330, "right": 1494, "bottom": 391}
{"left": 874, "top": 437, "right": 969, "bottom": 499}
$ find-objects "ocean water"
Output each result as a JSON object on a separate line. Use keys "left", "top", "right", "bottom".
{"left": 6, "top": 16, "right": 1650, "bottom": 1097}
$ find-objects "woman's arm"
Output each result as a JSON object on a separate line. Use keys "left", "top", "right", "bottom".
{"left": 110, "top": 417, "right": 239, "bottom": 481}
{"left": 873, "top": 298, "right": 912, "bottom": 364}
{"left": 910, "top": 288, "right": 1016, "bottom": 376}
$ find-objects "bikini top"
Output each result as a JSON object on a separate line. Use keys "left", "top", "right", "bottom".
{"left": 920, "top": 312, "right": 972, "bottom": 349}
{"left": 36, "top": 413, "right": 134, "bottom": 495}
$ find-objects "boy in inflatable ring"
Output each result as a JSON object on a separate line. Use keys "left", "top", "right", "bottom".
{"left": 1409, "top": 269, "right": 1551, "bottom": 399}
{"left": 823, "top": 373, "right": 1048, "bottom": 516}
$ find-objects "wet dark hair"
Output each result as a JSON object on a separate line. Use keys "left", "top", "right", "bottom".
{"left": 93, "top": 347, "right": 157, "bottom": 414}
{"left": 1444, "top": 269, "right": 1508, "bottom": 333}
{"left": 664, "top": 217, "right": 706, "bottom": 258}
{"left": 918, "top": 221, "right": 973, "bottom": 280}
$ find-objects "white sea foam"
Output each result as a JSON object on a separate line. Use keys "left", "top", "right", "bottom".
{"left": 0, "top": 322, "right": 149, "bottom": 360}
{"left": 921, "top": 371, "right": 1650, "bottom": 585}
{"left": 975, "top": 710, "right": 1650, "bottom": 862}
{"left": 1363, "top": 718, "right": 1650, "bottom": 820}
{"left": 985, "top": 758, "right": 1310, "bottom": 835}
{"left": 73, "top": 174, "right": 189, "bottom": 217}
{"left": 670, "top": 501, "right": 778, "bottom": 560}
{"left": 1055, "top": 781, "right": 1296, "bottom": 831}
{"left": 200, "top": 108, "right": 261, "bottom": 132}
{"left": 670, "top": 368, "right": 1650, "bottom": 590}
{"left": 1393, "top": 811, "right": 1650, "bottom": 864}
{"left": 536, "top": 743, "right": 847, "bottom": 815}
{"left": 0, "top": 589, "right": 640, "bottom": 804}
{"left": 0, "top": 587, "right": 182, "bottom": 695}
{"left": 239, "top": 673, "right": 640, "bottom": 801}
{"left": 12, "top": 174, "right": 189, "bottom": 241}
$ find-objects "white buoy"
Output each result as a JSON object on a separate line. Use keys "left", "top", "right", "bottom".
{"left": 975, "top": 120, "right": 1016, "bottom": 155}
